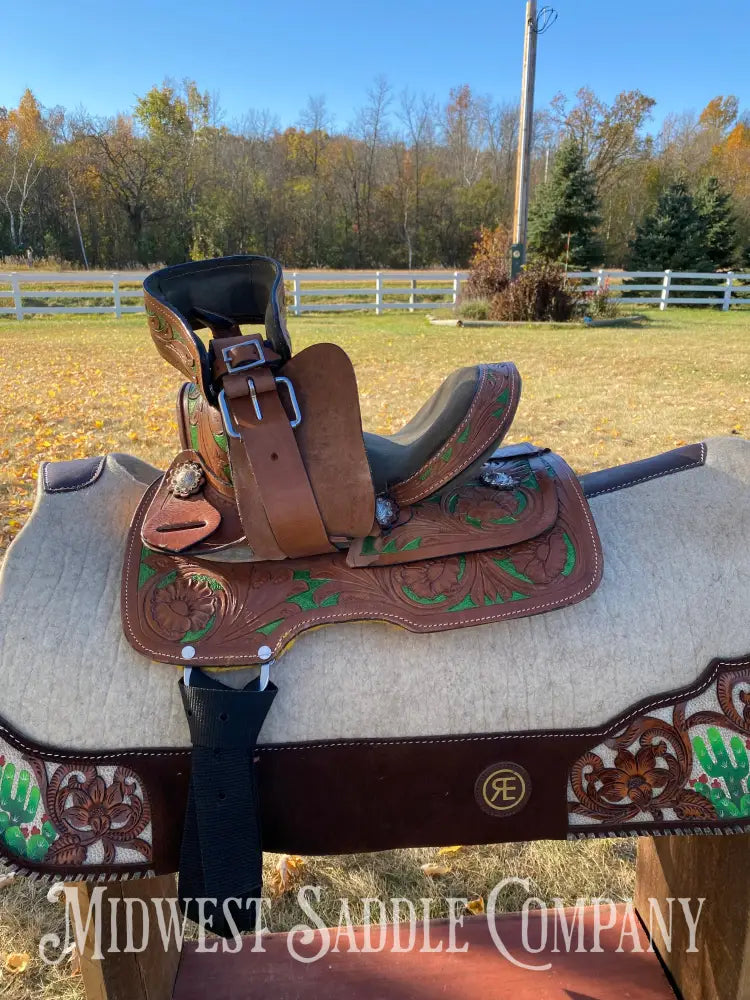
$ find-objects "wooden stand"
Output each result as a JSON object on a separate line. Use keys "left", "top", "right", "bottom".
{"left": 72, "top": 835, "right": 750, "bottom": 1000}
{"left": 76, "top": 875, "right": 180, "bottom": 1000}
{"left": 635, "top": 833, "right": 750, "bottom": 1000}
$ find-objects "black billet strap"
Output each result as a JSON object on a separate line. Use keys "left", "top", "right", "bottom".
{"left": 178, "top": 672, "right": 277, "bottom": 938}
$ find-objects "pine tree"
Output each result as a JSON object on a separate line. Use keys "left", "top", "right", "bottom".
{"left": 527, "top": 138, "right": 602, "bottom": 268}
{"left": 693, "top": 175, "right": 738, "bottom": 269}
{"left": 628, "top": 180, "right": 711, "bottom": 271}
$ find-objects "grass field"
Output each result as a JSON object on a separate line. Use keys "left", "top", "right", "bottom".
{"left": 0, "top": 307, "right": 748, "bottom": 994}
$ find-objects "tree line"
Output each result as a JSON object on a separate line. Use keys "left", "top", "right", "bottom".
{"left": 1, "top": 81, "right": 748, "bottom": 270}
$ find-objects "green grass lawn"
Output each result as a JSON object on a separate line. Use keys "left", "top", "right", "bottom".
{"left": 0, "top": 306, "right": 748, "bottom": 993}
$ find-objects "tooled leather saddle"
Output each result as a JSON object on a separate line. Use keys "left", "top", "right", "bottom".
{"left": 121, "top": 254, "right": 602, "bottom": 935}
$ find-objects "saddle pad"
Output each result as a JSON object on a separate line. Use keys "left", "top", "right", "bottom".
{"left": 122, "top": 451, "right": 602, "bottom": 668}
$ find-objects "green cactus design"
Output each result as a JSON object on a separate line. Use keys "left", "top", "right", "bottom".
{"left": 0, "top": 763, "right": 40, "bottom": 825}
{"left": 693, "top": 728, "right": 750, "bottom": 818}
{"left": 0, "top": 760, "right": 57, "bottom": 861}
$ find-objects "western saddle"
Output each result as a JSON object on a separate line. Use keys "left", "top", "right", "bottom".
{"left": 122, "top": 254, "right": 602, "bottom": 934}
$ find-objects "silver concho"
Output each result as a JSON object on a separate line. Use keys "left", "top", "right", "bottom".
{"left": 480, "top": 464, "right": 516, "bottom": 489}
{"left": 375, "top": 495, "right": 400, "bottom": 529}
{"left": 168, "top": 461, "right": 205, "bottom": 498}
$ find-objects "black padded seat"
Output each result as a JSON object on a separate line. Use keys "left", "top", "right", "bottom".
{"left": 363, "top": 366, "right": 481, "bottom": 492}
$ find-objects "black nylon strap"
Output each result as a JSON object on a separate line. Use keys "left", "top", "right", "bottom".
{"left": 178, "top": 673, "right": 277, "bottom": 938}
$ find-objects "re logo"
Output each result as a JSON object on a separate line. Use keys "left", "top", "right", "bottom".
{"left": 475, "top": 762, "right": 531, "bottom": 817}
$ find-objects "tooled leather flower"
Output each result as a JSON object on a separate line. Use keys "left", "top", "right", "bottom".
{"left": 595, "top": 747, "right": 669, "bottom": 808}
{"left": 152, "top": 578, "right": 215, "bottom": 640}
{"left": 456, "top": 487, "right": 517, "bottom": 526}
{"left": 395, "top": 557, "right": 463, "bottom": 602}
{"left": 507, "top": 530, "right": 568, "bottom": 584}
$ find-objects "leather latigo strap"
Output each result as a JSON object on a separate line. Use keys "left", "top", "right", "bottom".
{"left": 220, "top": 359, "right": 335, "bottom": 560}
{"left": 122, "top": 450, "right": 603, "bottom": 668}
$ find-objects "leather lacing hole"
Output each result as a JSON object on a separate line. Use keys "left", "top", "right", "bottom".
{"left": 217, "top": 791, "right": 226, "bottom": 801}
{"left": 270, "top": 452, "right": 279, "bottom": 461}
{"left": 219, "top": 712, "right": 228, "bottom": 722}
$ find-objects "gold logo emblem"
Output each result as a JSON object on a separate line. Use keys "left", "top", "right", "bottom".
{"left": 475, "top": 762, "right": 531, "bottom": 816}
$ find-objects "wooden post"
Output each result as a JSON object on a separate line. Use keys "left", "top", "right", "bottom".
{"left": 723, "top": 272, "right": 734, "bottom": 312}
{"left": 374, "top": 271, "right": 383, "bottom": 315}
{"left": 635, "top": 834, "right": 750, "bottom": 1000}
{"left": 596, "top": 267, "right": 606, "bottom": 292}
{"left": 409, "top": 276, "right": 416, "bottom": 312}
{"left": 10, "top": 272, "right": 23, "bottom": 321}
{"left": 75, "top": 874, "right": 181, "bottom": 1000}
{"left": 659, "top": 269, "right": 672, "bottom": 310}
{"left": 511, "top": 0, "right": 538, "bottom": 260}
{"left": 452, "top": 271, "right": 460, "bottom": 306}
{"left": 112, "top": 274, "right": 122, "bottom": 319}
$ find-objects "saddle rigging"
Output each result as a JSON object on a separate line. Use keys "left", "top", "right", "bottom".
{"left": 122, "top": 254, "right": 603, "bottom": 935}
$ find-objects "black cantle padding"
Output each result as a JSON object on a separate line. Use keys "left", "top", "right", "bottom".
{"left": 364, "top": 365, "right": 483, "bottom": 492}
{"left": 144, "top": 256, "right": 292, "bottom": 394}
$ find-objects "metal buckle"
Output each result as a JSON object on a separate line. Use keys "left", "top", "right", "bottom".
{"left": 222, "top": 337, "right": 266, "bottom": 373}
{"left": 218, "top": 377, "right": 302, "bottom": 439}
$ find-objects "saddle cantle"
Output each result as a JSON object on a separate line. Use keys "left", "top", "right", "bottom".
{"left": 120, "top": 254, "right": 603, "bottom": 935}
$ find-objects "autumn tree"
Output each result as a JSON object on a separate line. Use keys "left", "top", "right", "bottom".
{"left": 0, "top": 90, "right": 60, "bottom": 251}
{"left": 527, "top": 138, "right": 602, "bottom": 267}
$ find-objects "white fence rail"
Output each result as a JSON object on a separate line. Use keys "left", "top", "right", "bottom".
{"left": 0, "top": 269, "right": 749, "bottom": 319}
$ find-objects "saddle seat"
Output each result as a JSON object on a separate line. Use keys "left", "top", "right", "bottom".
{"left": 126, "top": 254, "right": 602, "bottom": 670}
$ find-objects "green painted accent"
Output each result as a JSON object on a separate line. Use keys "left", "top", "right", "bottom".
{"left": 510, "top": 591, "right": 529, "bottom": 601}
{"left": 495, "top": 387, "right": 509, "bottom": 404}
{"left": 320, "top": 592, "right": 340, "bottom": 607}
{"left": 190, "top": 424, "right": 199, "bottom": 451}
{"left": 418, "top": 467, "right": 432, "bottom": 481}
{"left": 457, "top": 423, "right": 471, "bottom": 445}
{"left": 213, "top": 432, "right": 229, "bottom": 453}
{"left": 189, "top": 574, "right": 223, "bottom": 591}
{"left": 222, "top": 464, "right": 233, "bottom": 485}
{"left": 181, "top": 614, "right": 216, "bottom": 644}
{"left": 42, "top": 820, "right": 57, "bottom": 841}
{"left": 401, "top": 585, "right": 446, "bottom": 605}
{"left": 401, "top": 537, "right": 422, "bottom": 551}
{"left": 0, "top": 812, "right": 8, "bottom": 831}
{"left": 156, "top": 570, "right": 178, "bottom": 590}
{"left": 521, "top": 472, "right": 539, "bottom": 490}
{"left": 457, "top": 554, "right": 466, "bottom": 581}
{"left": 25, "top": 834, "right": 52, "bottom": 862}
{"left": 441, "top": 446, "right": 453, "bottom": 462}
{"left": 561, "top": 533, "right": 577, "bottom": 577}
{"left": 0, "top": 764, "right": 40, "bottom": 826}
{"left": 447, "top": 493, "right": 459, "bottom": 514}
{"left": 3, "top": 826, "right": 27, "bottom": 857}
{"left": 492, "top": 387, "right": 510, "bottom": 418}
{"left": 138, "top": 546, "right": 158, "bottom": 588}
{"left": 465, "top": 514, "right": 483, "bottom": 528}
{"left": 447, "top": 594, "right": 477, "bottom": 612}
{"left": 381, "top": 540, "right": 398, "bottom": 554}
{"left": 257, "top": 618, "right": 284, "bottom": 636}
{"left": 361, "top": 536, "right": 378, "bottom": 555}
{"left": 693, "top": 728, "right": 750, "bottom": 809}
{"left": 484, "top": 593, "right": 505, "bottom": 605}
{"left": 287, "top": 570, "right": 335, "bottom": 610}
{"left": 495, "top": 558, "right": 534, "bottom": 584}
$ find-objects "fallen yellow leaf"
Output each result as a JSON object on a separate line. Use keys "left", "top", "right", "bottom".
{"left": 420, "top": 863, "right": 451, "bottom": 877}
{"left": 270, "top": 854, "right": 305, "bottom": 896}
{"left": 437, "top": 845, "right": 463, "bottom": 855}
{"left": 466, "top": 898, "right": 485, "bottom": 915}
{"left": 4, "top": 952, "right": 30, "bottom": 973}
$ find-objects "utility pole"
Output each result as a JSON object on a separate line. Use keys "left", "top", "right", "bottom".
{"left": 511, "top": 0, "right": 538, "bottom": 279}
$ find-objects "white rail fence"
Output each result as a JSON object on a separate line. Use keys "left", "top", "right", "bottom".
{"left": 0, "top": 269, "right": 748, "bottom": 319}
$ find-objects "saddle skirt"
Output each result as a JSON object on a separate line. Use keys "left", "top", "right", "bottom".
{"left": 122, "top": 255, "right": 603, "bottom": 668}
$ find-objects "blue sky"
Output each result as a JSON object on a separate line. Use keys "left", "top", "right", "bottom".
{"left": 2, "top": 0, "right": 747, "bottom": 130}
